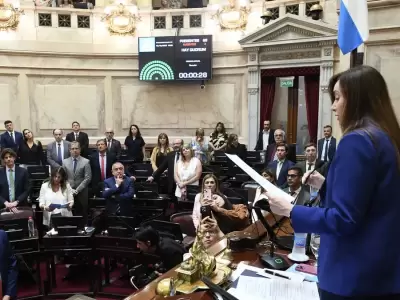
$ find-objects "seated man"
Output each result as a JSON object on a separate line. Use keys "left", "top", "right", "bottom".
{"left": 0, "top": 149, "right": 31, "bottom": 219}
{"left": 103, "top": 162, "right": 134, "bottom": 216}
{"left": 0, "top": 229, "right": 18, "bottom": 300}
{"left": 136, "top": 226, "right": 186, "bottom": 271}
{"left": 283, "top": 166, "right": 311, "bottom": 206}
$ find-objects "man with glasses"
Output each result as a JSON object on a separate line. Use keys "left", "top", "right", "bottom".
{"left": 283, "top": 166, "right": 310, "bottom": 206}
{"left": 103, "top": 162, "right": 134, "bottom": 216}
{"left": 105, "top": 128, "right": 121, "bottom": 158}
{"left": 265, "top": 129, "right": 296, "bottom": 164}
{"left": 62, "top": 141, "right": 92, "bottom": 225}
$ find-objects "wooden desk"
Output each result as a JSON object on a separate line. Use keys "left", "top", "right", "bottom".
{"left": 125, "top": 216, "right": 297, "bottom": 300}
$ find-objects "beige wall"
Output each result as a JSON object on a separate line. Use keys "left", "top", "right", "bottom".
{"left": 0, "top": 0, "right": 342, "bottom": 145}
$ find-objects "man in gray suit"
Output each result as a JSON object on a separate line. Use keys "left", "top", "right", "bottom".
{"left": 47, "top": 129, "right": 71, "bottom": 169}
{"left": 62, "top": 141, "right": 92, "bottom": 225}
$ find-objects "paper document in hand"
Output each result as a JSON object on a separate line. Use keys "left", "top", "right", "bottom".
{"left": 236, "top": 276, "right": 319, "bottom": 300}
{"left": 225, "top": 154, "right": 294, "bottom": 203}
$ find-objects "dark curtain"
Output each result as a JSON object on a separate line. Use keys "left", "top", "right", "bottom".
{"left": 304, "top": 75, "right": 320, "bottom": 143}
{"left": 260, "top": 77, "right": 276, "bottom": 129}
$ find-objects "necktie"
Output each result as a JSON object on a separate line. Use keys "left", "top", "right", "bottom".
{"left": 10, "top": 132, "right": 14, "bottom": 143}
{"left": 9, "top": 169, "right": 15, "bottom": 201}
{"left": 75, "top": 133, "right": 78, "bottom": 141}
{"left": 276, "top": 161, "right": 283, "bottom": 178}
{"left": 57, "top": 143, "right": 62, "bottom": 164}
{"left": 73, "top": 158, "right": 77, "bottom": 172}
{"left": 100, "top": 154, "right": 105, "bottom": 180}
{"left": 290, "top": 191, "right": 296, "bottom": 197}
{"left": 175, "top": 152, "right": 180, "bottom": 163}
{"left": 324, "top": 139, "right": 329, "bottom": 161}
{"left": 308, "top": 163, "right": 313, "bottom": 171}
{"left": 108, "top": 141, "right": 111, "bottom": 149}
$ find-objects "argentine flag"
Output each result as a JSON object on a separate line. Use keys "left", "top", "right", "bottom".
{"left": 338, "top": 0, "right": 369, "bottom": 55}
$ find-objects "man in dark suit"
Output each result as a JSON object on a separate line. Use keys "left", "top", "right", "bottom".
{"left": 0, "top": 149, "right": 30, "bottom": 211}
{"left": 147, "top": 138, "right": 183, "bottom": 196}
{"left": 254, "top": 120, "right": 275, "bottom": 151}
{"left": 265, "top": 129, "right": 296, "bottom": 164}
{"left": 0, "top": 120, "right": 23, "bottom": 153}
{"left": 0, "top": 229, "right": 18, "bottom": 300}
{"left": 295, "top": 143, "right": 325, "bottom": 174}
{"left": 105, "top": 128, "right": 122, "bottom": 158}
{"left": 90, "top": 139, "right": 117, "bottom": 196}
{"left": 267, "top": 143, "right": 294, "bottom": 188}
{"left": 66, "top": 121, "right": 90, "bottom": 158}
{"left": 103, "top": 162, "right": 134, "bottom": 216}
{"left": 283, "top": 166, "right": 311, "bottom": 206}
{"left": 317, "top": 125, "right": 336, "bottom": 163}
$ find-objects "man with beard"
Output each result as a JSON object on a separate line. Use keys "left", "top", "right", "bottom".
{"left": 147, "top": 139, "right": 183, "bottom": 198}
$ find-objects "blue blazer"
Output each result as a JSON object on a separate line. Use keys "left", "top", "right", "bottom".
{"left": 102, "top": 176, "right": 134, "bottom": 216}
{"left": 0, "top": 131, "right": 23, "bottom": 152}
{"left": 0, "top": 230, "right": 18, "bottom": 298}
{"left": 291, "top": 129, "right": 400, "bottom": 297}
{"left": 267, "top": 159, "right": 294, "bottom": 187}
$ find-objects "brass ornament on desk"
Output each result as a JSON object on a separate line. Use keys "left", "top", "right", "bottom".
{"left": 101, "top": 3, "right": 140, "bottom": 36}
{"left": 156, "top": 229, "right": 231, "bottom": 295}
{"left": 213, "top": 0, "right": 250, "bottom": 31}
{"left": 0, "top": 0, "right": 24, "bottom": 31}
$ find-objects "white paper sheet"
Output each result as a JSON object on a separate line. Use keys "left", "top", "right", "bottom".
{"left": 225, "top": 153, "right": 294, "bottom": 203}
{"left": 235, "top": 276, "right": 319, "bottom": 300}
{"left": 257, "top": 268, "right": 305, "bottom": 283}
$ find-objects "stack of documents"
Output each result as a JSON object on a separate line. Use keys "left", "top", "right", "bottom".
{"left": 227, "top": 262, "right": 319, "bottom": 300}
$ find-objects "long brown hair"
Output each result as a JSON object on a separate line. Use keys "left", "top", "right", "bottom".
{"left": 48, "top": 167, "right": 68, "bottom": 193}
{"left": 328, "top": 65, "right": 400, "bottom": 167}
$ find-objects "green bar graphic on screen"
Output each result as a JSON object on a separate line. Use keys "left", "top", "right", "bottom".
{"left": 139, "top": 60, "right": 175, "bottom": 81}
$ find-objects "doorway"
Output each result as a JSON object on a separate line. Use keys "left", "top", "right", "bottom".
{"left": 259, "top": 67, "right": 320, "bottom": 154}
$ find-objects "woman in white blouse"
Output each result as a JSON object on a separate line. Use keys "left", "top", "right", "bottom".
{"left": 39, "top": 167, "right": 74, "bottom": 227}
{"left": 174, "top": 143, "right": 202, "bottom": 201}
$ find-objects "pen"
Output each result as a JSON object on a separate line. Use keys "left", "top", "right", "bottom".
{"left": 264, "top": 269, "right": 290, "bottom": 280}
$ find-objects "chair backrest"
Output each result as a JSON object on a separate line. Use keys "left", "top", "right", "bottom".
{"left": 170, "top": 212, "right": 196, "bottom": 237}
{"left": 241, "top": 181, "right": 260, "bottom": 204}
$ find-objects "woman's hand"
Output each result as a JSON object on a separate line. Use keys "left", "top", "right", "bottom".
{"left": 210, "top": 202, "right": 221, "bottom": 212}
{"left": 45, "top": 206, "right": 54, "bottom": 212}
{"left": 178, "top": 182, "right": 186, "bottom": 188}
{"left": 200, "top": 216, "right": 218, "bottom": 231}
{"left": 302, "top": 170, "right": 325, "bottom": 189}
{"left": 265, "top": 191, "right": 294, "bottom": 217}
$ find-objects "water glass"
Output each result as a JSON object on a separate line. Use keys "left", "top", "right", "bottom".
{"left": 310, "top": 233, "right": 320, "bottom": 266}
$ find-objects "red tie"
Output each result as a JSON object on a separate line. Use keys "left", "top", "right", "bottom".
{"left": 100, "top": 154, "right": 105, "bottom": 180}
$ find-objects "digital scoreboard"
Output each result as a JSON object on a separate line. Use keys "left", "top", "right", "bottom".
{"left": 138, "top": 35, "right": 212, "bottom": 81}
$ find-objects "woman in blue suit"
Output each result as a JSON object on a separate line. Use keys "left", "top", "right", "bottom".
{"left": 0, "top": 229, "right": 18, "bottom": 300}
{"left": 267, "top": 66, "right": 400, "bottom": 300}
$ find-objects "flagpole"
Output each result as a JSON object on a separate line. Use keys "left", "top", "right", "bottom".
{"left": 350, "top": 48, "right": 358, "bottom": 68}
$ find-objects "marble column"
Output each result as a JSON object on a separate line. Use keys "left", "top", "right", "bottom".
{"left": 318, "top": 61, "right": 334, "bottom": 139}
{"left": 246, "top": 48, "right": 260, "bottom": 150}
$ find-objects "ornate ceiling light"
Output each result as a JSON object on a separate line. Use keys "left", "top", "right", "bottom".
{"left": 0, "top": 0, "right": 24, "bottom": 31}
{"left": 213, "top": 0, "right": 251, "bottom": 31}
{"left": 102, "top": 3, "right": 140, "bottom": 36}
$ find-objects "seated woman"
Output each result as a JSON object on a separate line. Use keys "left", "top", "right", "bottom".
{"left": 174, "top": 144, "right": 202, "bottom": 201}
{"left": 192, "top": 174, "right": 249, "bottom": 234}
{"left": 150, "top": 133, "right": 173, "bottom": 172}
{"left": 252, "top": 169, "right": 277, "bottom": 221}
{"left": 38, "top": 167, "right": 74, "bottom": 228}
{"left": 225, "top": 133, "right": 247, "bottom": 160}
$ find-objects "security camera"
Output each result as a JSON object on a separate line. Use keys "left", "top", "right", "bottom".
{"left": 200, "top": 80, "right": 205, "bottom": 89}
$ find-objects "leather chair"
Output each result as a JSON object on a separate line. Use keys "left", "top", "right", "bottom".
{"left": 170, "top": 211, "right": 196, "bottom": 249}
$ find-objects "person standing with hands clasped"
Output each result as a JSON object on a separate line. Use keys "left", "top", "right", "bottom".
{"left": 266, "top": 66, "right": 400, "bottom": 300}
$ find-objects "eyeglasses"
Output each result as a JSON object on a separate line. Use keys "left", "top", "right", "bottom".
{"left": 106, "top": 132, "right": 113, "bottom": 134}
{"left": 287, "top": 174, "right": 300, "bottom": 178}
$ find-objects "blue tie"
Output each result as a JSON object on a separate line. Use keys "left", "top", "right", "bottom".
{"left": 57, "top": 143, "right": 62, "bottom": 164}
{"left": 73, "top": 158, "right": 77, "bottom": 172}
